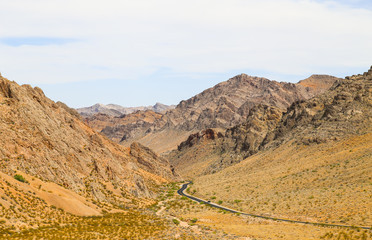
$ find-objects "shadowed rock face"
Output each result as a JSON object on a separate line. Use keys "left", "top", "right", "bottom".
{"left": 82, "top": 74, "right": 339, "bottom": 153}
{"left": 0, "top": 75, "right": 176, "bottom": 202}
{"left": 177, "top": 129, "right": 224, "bottom": 151}
{"left": 222, "top": 104, "right": 284, "bottom": 157}
{"left": 168, "top": 67, "right": 371, "bottom": 177}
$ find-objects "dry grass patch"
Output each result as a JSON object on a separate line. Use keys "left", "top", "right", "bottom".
{"left": 191, "top": 133, "right": 372, "bottom": 228}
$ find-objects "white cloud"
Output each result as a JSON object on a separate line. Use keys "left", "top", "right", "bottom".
{"left": 0, "top": 0, "right": 371, "bottom": 85}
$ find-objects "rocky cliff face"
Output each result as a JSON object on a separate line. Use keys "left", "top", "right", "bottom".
{"left": 217, "top": 104, "right": 283, "bottom": 161}
{"left": 0, "top": 75, "right": 176, "bottom": 204}
{"left": 177, "top": 129, "right": 224, "bottom": 151}
{"left": 263, "top": 66, "right": 372, "bottom": 148}
{"left": 169, "top": 68, "right": 371, "bottom": 177}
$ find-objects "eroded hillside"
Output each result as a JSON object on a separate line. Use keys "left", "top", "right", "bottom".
{"left": 0, "top": 75, "right": 178, "bottom": 232}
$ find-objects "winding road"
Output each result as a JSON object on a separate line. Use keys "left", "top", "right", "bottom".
{"left": 177, "top": 182, "right": 371, "bottom": 230}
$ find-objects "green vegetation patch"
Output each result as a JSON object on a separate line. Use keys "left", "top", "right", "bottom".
{"left": 14, "top": 174, "right": 27, "bottom": 183}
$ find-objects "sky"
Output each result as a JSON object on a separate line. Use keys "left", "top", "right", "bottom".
{"left": 0, "top": 0, "right": 371, "bottom": 108}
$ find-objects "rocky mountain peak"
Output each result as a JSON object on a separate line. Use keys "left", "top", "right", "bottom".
{"left": 167, "top": 73, "right": 339, "bottom": 132}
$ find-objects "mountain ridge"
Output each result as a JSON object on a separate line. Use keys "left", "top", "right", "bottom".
{"left": 82, "top": 74, "right": 340, "bottom": 153}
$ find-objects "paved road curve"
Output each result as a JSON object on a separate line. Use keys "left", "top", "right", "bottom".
{"left": 177, "top": 182, "right": 371, "bottom": 230}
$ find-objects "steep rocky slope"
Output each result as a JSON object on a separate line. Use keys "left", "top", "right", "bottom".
{"left": 0, "top": 74, "right": 177, "bottom": 222}
{"left": 129, "top": 142, "right": 179, "bottom": 179}
{"left": 164, "top": 74, "right": 337, "bottom": 131}
{"left": 84, "top": 74, "right": 338, "bottom": 153}
{"left": 77, "top": 102, "right": 175, "bottom": 117}
{"left": 184, "top": 67, "right": 372, "bottom": 228}
{"left": 263, "top": 70, "right": 372, "bottom": 148}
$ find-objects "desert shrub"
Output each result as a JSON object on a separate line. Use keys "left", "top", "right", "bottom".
{"left": 172, "top": 219, "right": 180, "bottom": 225}
{"left": 14, "top": 174, "right": 27, "bottom": 183}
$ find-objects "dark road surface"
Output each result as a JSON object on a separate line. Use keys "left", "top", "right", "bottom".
{"left": 177, "top": 182, "right": 370, "bottom": 230}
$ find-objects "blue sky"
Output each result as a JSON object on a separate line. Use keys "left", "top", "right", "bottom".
{"left": 317, "top": 0, "right": 372, "bottom": 9}
{"left": 0, "top": 0, "right": 371, "bottom": 108}
{"left": 0, "top": 37, "right": 77, "bottom": 47}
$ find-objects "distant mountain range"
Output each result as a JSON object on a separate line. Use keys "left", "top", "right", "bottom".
{"left": 77, "top": 102, "right": 175, "bottom": 117}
